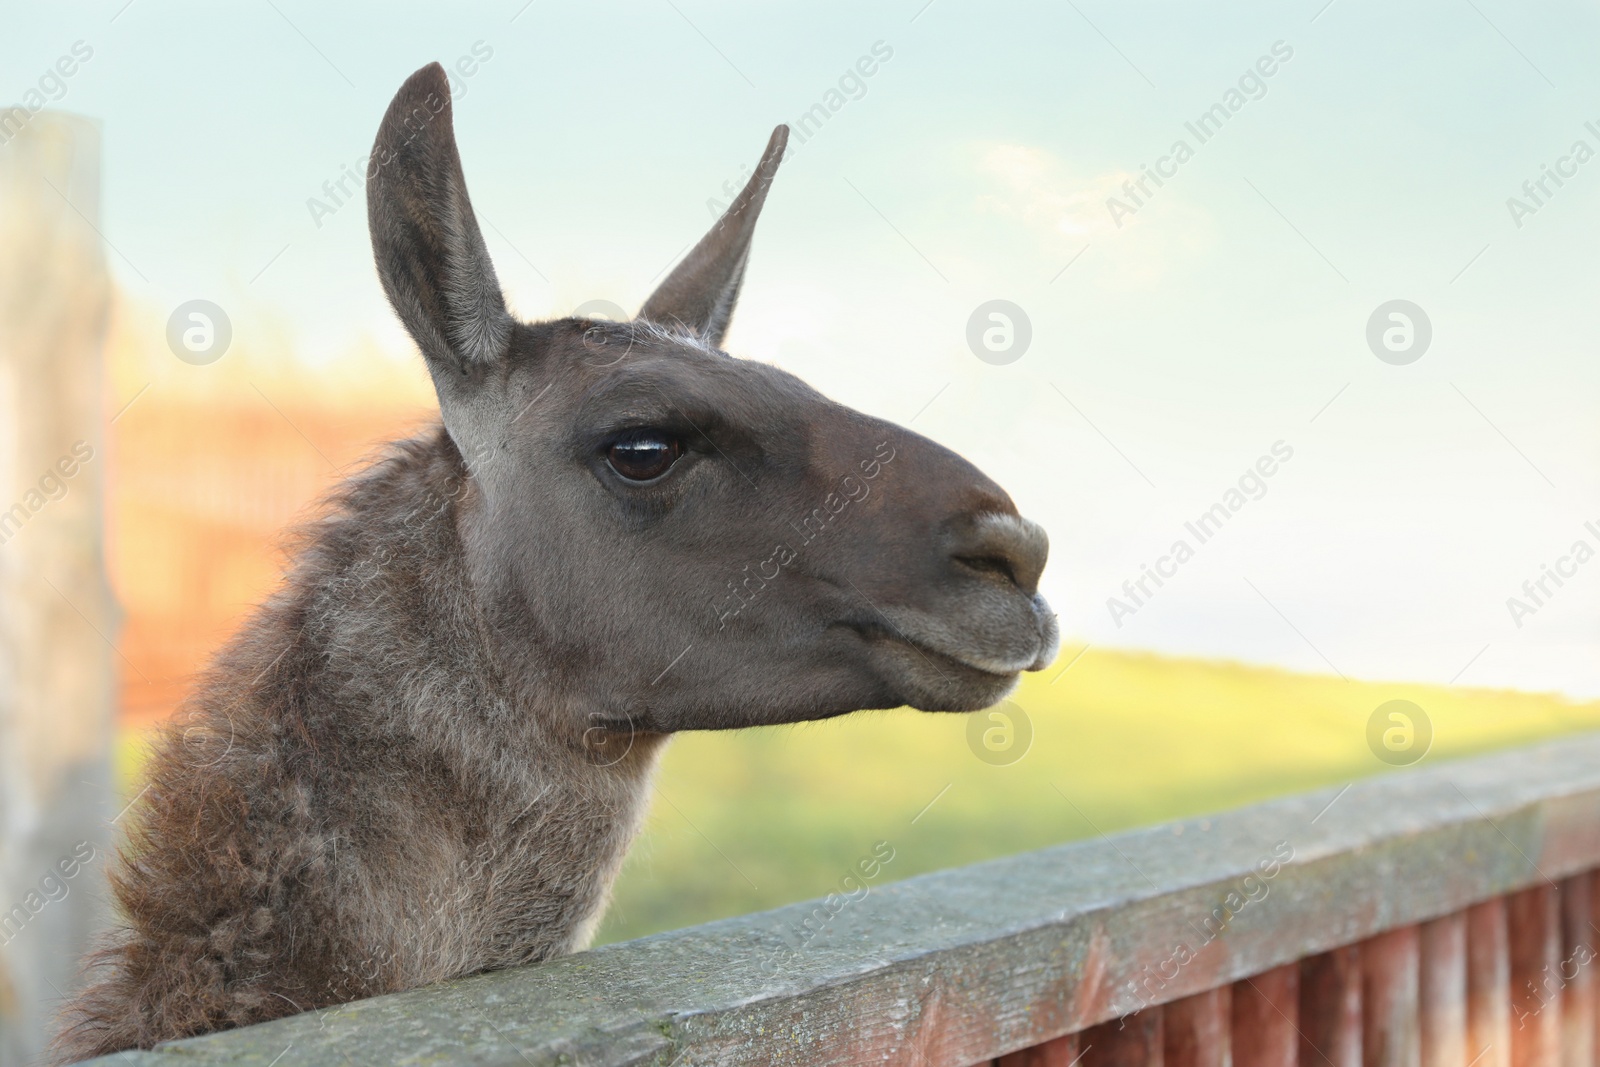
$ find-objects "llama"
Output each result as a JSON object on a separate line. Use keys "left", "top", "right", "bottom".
{"left": 53, "top": 62, "right": 1058, "bottom": 1062}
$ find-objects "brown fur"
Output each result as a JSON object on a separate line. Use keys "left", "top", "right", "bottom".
{"left": 57, "top": 431, "right": 665, "bottom": 1058}
{"left": 54, "top": 64, "right": 1057, "bottom": 1062}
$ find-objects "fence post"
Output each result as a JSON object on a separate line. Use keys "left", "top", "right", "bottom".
{"left": 0, "top": 107, "right": 115, "bottom": 1067}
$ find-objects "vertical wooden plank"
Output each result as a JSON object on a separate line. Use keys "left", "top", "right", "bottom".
{"left": 1082, "top": 1008, "right": 1162, "bottom": 1067}
{"left": 1363, "top": 925, "right": 1422, "bottom": 1067}
{"left": 1165, "top": 987, "right": 1231, "bottom": 1067}
{"left": 1561, "top": 875, "right": 1596, "bottom": 1067}
{"left": 1302, "top": 945, "right": 1362, "bottom": 1067}
{"left": 1233, "top": 964, "right": 1298, "bottom": 1067}
{"left": 1509, "top": 884, "right": 1562, "bottom": 1067}
{"left": 998, "top": 1032, "right": 1083, "bottom": 1067}
{"left": 0, "top": 109, "right": 114, "bottom": 1067}
{"left": 1421, "top": 912, "right": 1468, "bottom": 1067}
{"left": 1469, "top": 898, "right": 1513, "bottom": 1067}
{"left": 1591, "top": 873, "right": 1600, "bottom": 1067}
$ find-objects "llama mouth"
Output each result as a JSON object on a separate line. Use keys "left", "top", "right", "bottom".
{"left": 861, "top": 628, "right": 1016, "bottom": 678}
{"left": 879, "top": 596, "right": 1057, "bottom": 674}
{"left": 899, "top": 639, "right": 1021, "bottom": 680}
{"left": 849, "top": 620, "right": 1034, "bottom": 713}
{"left": 842, "top": 609, "right": 1053, "bottom": 680}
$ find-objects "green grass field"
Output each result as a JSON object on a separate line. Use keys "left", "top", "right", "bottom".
{"left": 116, "top": 645, "right": 1600, "bottom": 945}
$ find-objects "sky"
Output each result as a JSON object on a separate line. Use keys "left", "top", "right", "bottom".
{"left": 8, "top": 0, "right": 1600, "bottom": 696}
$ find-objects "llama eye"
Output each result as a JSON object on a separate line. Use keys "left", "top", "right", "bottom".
{"left": 606, "top": 432, "right": 683, "bottom": 482}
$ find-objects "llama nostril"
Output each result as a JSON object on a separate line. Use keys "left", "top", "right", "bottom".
{"left": 954, "top": 553, "right": 1019, "bottom": 588}
{"left": 951, "top": 513, "right": 1048, "bottom": 596}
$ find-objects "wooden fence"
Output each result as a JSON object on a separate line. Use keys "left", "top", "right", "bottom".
{"left": 75, "top": 731, "right": 1600, "bottom": 1066}
{"left": 0, "top": 110, "right": 114, "bottom": 1067}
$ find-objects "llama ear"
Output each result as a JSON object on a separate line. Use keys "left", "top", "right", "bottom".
{"left": 639, "top": 125, "right": 788, "bottom": 347}
{"left": 368, "top": 63, "right": 511, "bottom": 378}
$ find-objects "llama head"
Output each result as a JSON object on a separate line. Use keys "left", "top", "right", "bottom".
{"left": 367, "top": 63, "right": 1058, "bottom": 741}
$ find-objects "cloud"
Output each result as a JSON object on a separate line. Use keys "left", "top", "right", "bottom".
{"left": 972, "top": 142, "right": 1213, "bottom": 289}
{"left": 976, "top": 144, "right": 1132, "bottom": 241}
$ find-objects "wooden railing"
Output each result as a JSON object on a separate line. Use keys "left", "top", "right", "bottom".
{"left": 80, "top": 732, "right": 1600, "bottom": 1066}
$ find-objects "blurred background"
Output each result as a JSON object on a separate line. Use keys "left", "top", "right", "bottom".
{"left": 6, "top": 0, "right": 1600, "bottom": 1062}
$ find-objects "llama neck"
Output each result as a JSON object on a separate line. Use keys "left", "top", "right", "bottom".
{"left": 195, "top": 427, "right": 667, "bottom": 985}
{"left": 297, "top": 427, "right": 668, "bottom": 970}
